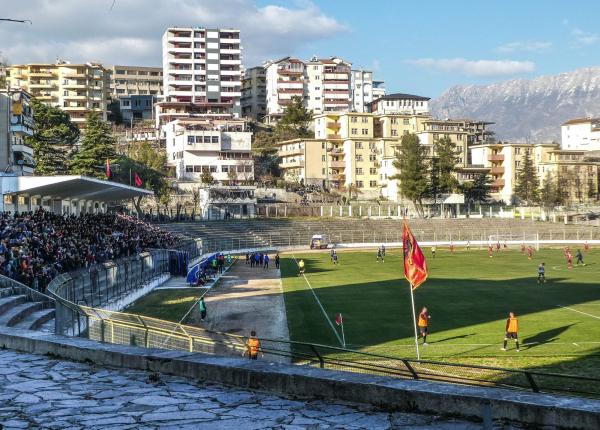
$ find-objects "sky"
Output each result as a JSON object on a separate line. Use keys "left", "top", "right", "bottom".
{"left": 1, "top": 0, "right": 599, "bottom": 97}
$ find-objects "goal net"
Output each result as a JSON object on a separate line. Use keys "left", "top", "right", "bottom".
{"left": 488, "top": 233, "right": 540, "bottom": 250}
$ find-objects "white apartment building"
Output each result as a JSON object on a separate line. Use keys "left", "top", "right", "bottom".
{"left": 264, "top": 57, "right": 305, "bottom": 123}
{"left": 350, "top": 69, "right": 385, "bottom": 113}
{"left": 162, "top": 27, "right": 242, "bottom": 117}
{"left": 0, "top": 89, "right": 35, "bottom": 175}
{"left": 370, "top": 93, "right": 430, "bottom": 115}
{"left": 561, "top": 117, "right": 600, "bottom": 151}
{"left": 306, "top": 57, "right": 352, "bottom": 115}
{"left": 164, "top": 118, "right": 253, "bottom": 182}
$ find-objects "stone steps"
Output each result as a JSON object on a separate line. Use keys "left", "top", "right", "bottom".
{"left": 0, "top": 301, "right": 44, "bottom": 327}
{"left": 13, "top": 308, "right": 56, "bottom": 330}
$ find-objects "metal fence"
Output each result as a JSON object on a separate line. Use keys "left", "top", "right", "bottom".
{"left": 76, "top": 305, "right": 600, "bottom": 399}
{"left": 0, "top": 275, "right": 54, "bottom": 310}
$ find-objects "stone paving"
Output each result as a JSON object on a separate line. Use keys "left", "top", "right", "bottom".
{"left": 0, "top": 349, "right": 506, "bottom": 429}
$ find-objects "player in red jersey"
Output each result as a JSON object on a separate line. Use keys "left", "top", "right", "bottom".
{"left": 584, "top": 241, "right": 590, "bottom": 251}
{"left": 521, "top": 243, "right": 526, "bottom": 254}
{"left": 527, "top": 245, "right": 534, "bottom": 260}
{"left": 449, "top": 241, "right": 455, "bottom": 253}
{"left": 566, "top": 248, "right": 573, "bottom": 269}
{"left": 488, "top": 244, "right": 494, "bottom": 258}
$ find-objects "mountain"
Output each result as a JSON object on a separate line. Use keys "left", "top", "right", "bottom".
{"left": 431, "top": 67, "right": 600, "bottom": 143}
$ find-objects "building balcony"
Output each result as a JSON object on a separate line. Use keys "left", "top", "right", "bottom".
{"left": 221, "top": 80, "right": 242, "bottom": 86}
{"left": 278, "top": 88, "right": 303, "bottom": 94}
{"left": 220, "top": 59, "right": 241, "bottom": 65}
{"left": 330, "top": 160, "right": 345, "bottom": 168}
{"left": 327, "top": 134, "right": 342, "bottom": 139}
{"left": 492, "top": 179, "right": 505, "bottom": 187}
{"left": 62, "top": 73, "right": 88, "bottom": 78}
{"left": 278, "top": 69, "right": 303, "bottom": 76}
{"left": 221, "top": 70, "right": 241, "bottom": 76}
{"left": 324, "top": 100, "right": 350, "bottom": 105}
{"left": 322, "top": 79, "right": 349, "bottom": 85}
{"left": 29, "top": 82, "right": 55, "bottom": 89}
{"left": 63, "top": 106, "right": 89, "bottom": 111}
{"left": 488, "top": 154, "right": 504, "bottom": 162}
{"left": 29, "top": 71, "right": 56, "bottom": 77}
{"left": 282, "top": 160, "right": 303, "bottom": 168}
{"left": 220, "top": 48, "right": 241, "bottom": 55}
{"left": 279, "top": 148, "right": 303, "bottom": 156}
{"left": 328, "top": 147, "right": 344, "bottom": 155}
{"left": 166, "top": 36, "right": 193, "bottom": 43}
{"left": 327, "top": 122, "right": 340, "bottom": 129}
{"left": 32, "top": 94, "right": 55, "bottom": 101}
{"left": 219, "top": 37, "right": 240, "bottom": 44}
{"left": 63, "top": 83, "right": 87, "bottom": 89}
{"left": 63, "top": 95, "right": 87, "bottom": 100}
{"left": 490, "top": 166, "right": 505, "bottom": 175}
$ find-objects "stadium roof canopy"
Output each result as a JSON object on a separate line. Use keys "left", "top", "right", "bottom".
{"left": 4, "top": 175, "right": 153, "bottom": 201}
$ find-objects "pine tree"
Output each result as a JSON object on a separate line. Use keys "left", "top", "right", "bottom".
{"left": 434, "top": 137, "right": 459, "bottom": 193}
{"left": 514, "top": 150, "right": 539, "bottom": 205}
{"left": 391, "top": 133, "right": 428, "bottom": 217}
{"left": 69, "top": 112, "right": 116, "bottom": 178}
{"left": 26, "top": 99, "right": 79, "bottom": 175}
{"left": 462, "top": 173, "right": 492, "bottom": 204}
{"left": 539, "top": 172, "right": 559, "bottom": 208}
{"left": 278, "top": 96, "right": 312, "bottom": 135}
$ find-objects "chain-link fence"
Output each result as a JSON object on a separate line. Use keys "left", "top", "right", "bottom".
{"left": 75, "top": 305, "right": 600, "bottom": 399}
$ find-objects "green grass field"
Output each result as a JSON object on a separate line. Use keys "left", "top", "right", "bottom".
{"left": 280, "top": 247, "right": 600, "bottom": 377}
{"left": 125, "top": 288, "right": 207, "bottom": 322}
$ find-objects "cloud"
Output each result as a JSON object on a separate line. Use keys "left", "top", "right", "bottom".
{"left": 496, "top": 41, "right": 552, "bottom": 53}
{"left": 0, "top": 0, "right": 347, "bottom": 67}
{"left": 406, "top": 58, "right": 535, "bottom": 77}
{"left": 571, "top": 28, "right": 599, "bottom": 46}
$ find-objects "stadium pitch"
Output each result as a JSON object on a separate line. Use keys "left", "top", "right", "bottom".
{"left": 280, "top": 247, "right": 600, "bottom": 377}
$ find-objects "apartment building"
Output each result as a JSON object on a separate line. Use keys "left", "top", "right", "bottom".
{"left": 350, "top": 70, "right": 385, "bottom": 113}
{"left": 119, "top": 95, "right": 155, "bottom": 122}
{"left": 471, "top": 142, "right": 600, "bottom": 204}
{"left": 164, "top": 118, "right": 253, "bottom": 183}
{"left": 263, "top": 57, "right": 306, "bottom": 123}
{"left": 561, "top": 117, "right": 600, "bottom": 151}
{"left": 241, "top": 66, "right": 266, "bottom": 120}
{"left": 278, "top": 112, "right": 496, "bottom": 202}
{"left": 369, "top": 93, "right": 430, "bottom": 115}
{"left": 161, "top": 27, "right": 242, "bottom": 118}
{"left": 0, "top": 89, "right": 34, "bottom": 175}
{"left": 108, "top": 65, "right": 163, "bottom": 98}
{"left": 306, "top": 57, "right": 352, "bottom": 115}
{"left": 6, "top": 62, "right": 110, "bottom": 127}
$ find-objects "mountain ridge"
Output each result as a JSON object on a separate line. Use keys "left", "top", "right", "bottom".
{"left": 431, "top": 67, "right": 600, "bottom": 143}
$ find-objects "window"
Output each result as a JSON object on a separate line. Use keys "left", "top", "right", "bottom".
{"left": 351, "top": 128, "right": 358, "bottom": 135}
{"left": 361, "top": 129, "right": 369, "bottom": 135}
{"left": 210, "top": 166, "right": 217, "bottom": 173}
{"left": 221, "top": 165, "right": 229, "bottom": 173}
{"left": 185, "top": 166, "right": 194, "bottom": 173}
{"left": 403, "top": 119, "right": 409, "bottom": 125}
{"left": 369, "top": 181, "right": 377, "bottom": 187}
{"left": 369, "top": 168, "right": 377, "bottom": 174}
{"left": 369, "top": 142, "right": 376, "bottom": 149}
{"left": 355, "top": 142, "right": 363, "bottom": 149}
{"left": 355, "top": 155, "right": 363, "bottom": 162}
{"left": 187, "top": 136, "right": 195, "bottom": 144}
{"left": 356, "top": 181, "right": 364, "bottom": 188}
{"left": 391, "top": 129, "right": 398, "bottom": 136}
{"left": 211, "top": 136, "right": 219, "bottom": 143}
{"left": 390, "top": 118, "right": 397, "bottom": 124}
{"left": 369, "top": 154, "right": 377, "bottom": 162}
{"left": 322, "top": 155, "right": 326, "bottom": 162}
{"left": 322, "top": 142, "right": 326, "bottom": 149}
{"left": 351, "top": 116, "right": 358, "bottom": 123}
{"left": 203, "top": 136, "right": 211, "bottom": 143}
{"left": 355, "top": 168, "right": 363, "bottom": 175}
{"left": 322, "top": 168, "right": 326, "bottom": 175}
{"left": 361, "top": 117, "right": 368, "bottom": 123}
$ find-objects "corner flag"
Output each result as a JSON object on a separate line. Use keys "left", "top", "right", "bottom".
{"left": 134, "top": 172, "right": 143, "bottom": 187}
{"left": 402, "top": 220, "right": 428, "bottom": 290}
{"left": 105, "top": 159, "right": 112, "bottom": 179}
{"left": 335, "top": 313, "right": 343, "bottom": 326}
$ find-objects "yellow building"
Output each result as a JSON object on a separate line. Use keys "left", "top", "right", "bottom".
{"left": 471, "top": 143, "right": 600, "bottom": 204}
{"left": 6, "top": 62, "right": 110, "bottom": 127}
{"left": 108, "top": 65, "right": 163, "bottom": 98}
{"left": 278, "top": 113, "right": 497, "bottom": 201}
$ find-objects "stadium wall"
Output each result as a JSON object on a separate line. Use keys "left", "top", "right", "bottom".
{"left": 0, "top": 326, "right": 598, "bottom": 429}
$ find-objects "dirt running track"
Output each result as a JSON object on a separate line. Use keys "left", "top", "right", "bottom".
{"left": 194, "top": 259, "right": 291, "bottom": 362}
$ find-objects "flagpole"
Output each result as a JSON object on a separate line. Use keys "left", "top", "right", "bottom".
{"left": 409, "top": 284, "right": 420, "bottom": 360}
{"left": 340, "top": 316, "right": 346, "bottom": 348}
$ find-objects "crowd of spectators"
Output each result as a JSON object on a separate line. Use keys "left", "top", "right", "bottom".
{"left": 0, "top": 209, "right": 181, "bottom": 292}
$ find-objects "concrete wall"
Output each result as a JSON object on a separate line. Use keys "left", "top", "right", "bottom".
{"left": 0, "top": 327, "right": 598, "bottom": 429}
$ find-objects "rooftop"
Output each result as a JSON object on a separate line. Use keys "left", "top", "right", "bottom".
{"left": 372, "top": 93, "right": 431, "bottom": 103}
{"left": 562, "top": 117, "right": 600, "bottom": 126}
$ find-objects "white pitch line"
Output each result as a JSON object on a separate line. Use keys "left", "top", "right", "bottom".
{"left": 556, "top": 305, "right": 600, "bottom": 320}
{"left": 291, "top": 253, "right": 344, "bottom": 347}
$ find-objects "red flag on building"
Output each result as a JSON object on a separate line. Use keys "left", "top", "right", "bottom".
{"left": 134, "top": 172, "right": 143, "bottom": 187}
{"left": 402, "top": 219, "right": 428, "bottom": 290}
{"left": 335, "top": 313, "right": 343, "bottom": 326}
{"left": 105, "top": 159, "right": 111, "bottom": 179}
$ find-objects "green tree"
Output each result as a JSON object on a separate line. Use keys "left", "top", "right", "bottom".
{"left": 434, "top": 137, "right": 458, "bottom": 194}
{"left": 201, "top": 170, "right": 215, "bottom": 185}
{"left": 26, "top": 99, "right": 79, "bottom": 174}
{"left": 462, "top": 173, "right": 492, "bottom": 205}
{"left": 111, "top": 140, "right": 170, "bottom": 214}
{"left": 391, "top": 133, "right": 429, "bottom": 217}
{"left": 539, "top": 172, "right": 561, "bottom": 208}
{"left": 69, "top": 112, "right": 116, "bottom": 178}
{"left": 278, "top": 96, "right": 312, "bottom": 135}
{"left": 514, "top": 150, "right": 539, "bottom": 205}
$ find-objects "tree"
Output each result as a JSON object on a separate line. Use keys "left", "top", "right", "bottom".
{"left": 462, "top": 173, "right": 492, "bottom": 205}
{"left": 391, "top": 133, "right": 429, "bottom": 217}
{"left": 514, "top": 150, "right": 539, "bottom": 205}
{"left": 539, "top": 172, "right": 560, "bottom": 208}
{"left": 433, "top": 137, "right": 458, "bottom": 194}
{"left": 69, "top": 112, "right": 116, "bottom": 178}
{"left": 200, "top": 170, "right": 215, "bottom": 185}
{"left": 110, "top": 140, "right": 170, "bottom": 214}
{"left": 26, "top": 99, "right": 79, "bottom": 175}
{"left": 278, "top": 96, "right": 312, "bottom": 135}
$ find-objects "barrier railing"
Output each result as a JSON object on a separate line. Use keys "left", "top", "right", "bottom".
{"left": 0, "top": 275, "right": 55, "bottom": 310}
{"left": 78, "top": 305, "right": 600, "bottom": 399}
